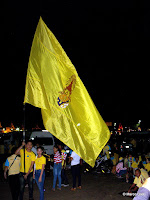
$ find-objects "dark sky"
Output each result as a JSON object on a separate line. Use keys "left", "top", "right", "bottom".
{"left": 1, "top": 0, "right": 150, "bottom": 128}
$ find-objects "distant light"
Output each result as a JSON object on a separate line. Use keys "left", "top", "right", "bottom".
{"left": 66, "top": 150, "right": 70, "bottom": 153}
{"left": 42, "top": 130, "right": 49, "bottom": 132}
{"left": 31, "top": 137, "right": 35, "bottom": 140}
{"left": 138, "top": 120, "right": 141, "bottom": 124}
{"left": 126, "top": 146, "right": 129, "bottom": 148}
{"left": 77, "top": 123, "right": 80, "bottom": 126}
{"left": 114, "top": 123, "right": 116, "bottom": 126}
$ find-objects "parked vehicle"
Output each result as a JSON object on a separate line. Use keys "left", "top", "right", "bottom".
{"left": 30, "top": 130, "right": 55, "bottom": 155}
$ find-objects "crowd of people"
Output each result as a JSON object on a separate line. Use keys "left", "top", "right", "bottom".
{"left": 101, "top": 142, "right": 150, "bottom": 199}
{"left": 2, "top": 138, "right": 150, "bottom": 200}
{"left": 3, "top": 140, "right": 82, "bottom": 200}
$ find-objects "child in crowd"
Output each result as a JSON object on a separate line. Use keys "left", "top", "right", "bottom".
{"left": 34, "top": 146, "right": 46, "bottom": 200}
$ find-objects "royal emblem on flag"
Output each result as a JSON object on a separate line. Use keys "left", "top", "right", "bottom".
{"left": 57, "top": 75, "right": 76, "bottom": 108}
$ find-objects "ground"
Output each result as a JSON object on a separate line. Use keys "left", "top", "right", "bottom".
{"left": 0, "top": 171, "right": 132, "bottom": 200}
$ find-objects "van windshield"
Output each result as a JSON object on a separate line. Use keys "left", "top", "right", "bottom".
{"left": 33, "top": 137, "right": 53, "bottom": 146}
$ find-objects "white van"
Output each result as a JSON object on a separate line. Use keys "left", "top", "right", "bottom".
{"left": 30, "top": 130, "right": 55, "bottom": 155}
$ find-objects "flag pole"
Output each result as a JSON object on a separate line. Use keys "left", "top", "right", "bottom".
{"left": 23, "top": 103, "right": 26, "bottom": 173}
{"left": 23, "top": 103, "right": 26, "bottom": 141}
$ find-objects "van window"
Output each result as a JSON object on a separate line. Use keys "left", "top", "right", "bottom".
{"left": 34, "top": 137, "right": 53, "bottom": 145}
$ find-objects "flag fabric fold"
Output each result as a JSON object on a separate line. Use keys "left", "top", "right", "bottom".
{"left": 24, "top": 17, "right": 110, "bottom": 167}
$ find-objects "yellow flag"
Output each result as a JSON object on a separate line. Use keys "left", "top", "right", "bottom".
{"left": 24, "top": 17, "right": 110, "bottom": 167}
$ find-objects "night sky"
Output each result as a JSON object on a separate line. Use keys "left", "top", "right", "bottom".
{"left": 1, "top": 0, "right": 150, "bottom": 128}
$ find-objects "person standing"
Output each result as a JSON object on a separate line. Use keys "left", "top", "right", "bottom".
{"left": 58, "top": 144, "right": 69, "bottom": 187}
{"left": 15, "top": 141, "right": 35, "bottom": 200}
{"left": 52, "top": 145, "right": 66, "bottom": 191}
{"left": 70, "top": 151, "right": 82, "bottom": 191}
{"left": 31, "top": 143, "right": 40, "bottom": 156}
{"left": 4, "top": 147, "right": 20, "bottom": 200}
{"left": 34, "top": 146, "right": 46, "bottom": 200}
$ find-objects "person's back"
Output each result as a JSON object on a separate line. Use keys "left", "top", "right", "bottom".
{"left": 70, "top": 151, "right": 81, "bottom": 191}
{"left": 116, "top": 161, "right": 123, "bottom": 173}
{"left": 71, "top": 151, "right": 80, "bottom": 166}
{"left": 4, "top": 148, "right": 20, "bottom": 200}
{"left": 141, "top": 168, "right": 149, "bottom": 180}
{"left": 6, "top": 154, "right": 20, "bottom": 176}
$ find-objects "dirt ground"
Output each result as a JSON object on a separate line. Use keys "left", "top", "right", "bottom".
{"left": 0, "top": 171, "right": 132, "bottom": 200}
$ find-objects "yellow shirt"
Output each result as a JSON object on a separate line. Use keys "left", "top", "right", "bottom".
{"left": 131, "top": 161, "right": 140, "bottom": 169}
{"left": 134, "top": 169, "right": 149, "bottom": 188}
{"left": 35, "top": 156, "right": 46, "bottom": 170}
{"left": 103, "top": 145, "right": 110, "bottom": 159}
{"left": 20, "top": 149, "right": 35, "bottom": 173}
{"left": 61, "top": 150, "right": 66, "bottom": 168}
{"left": 103, "top": 145, "right": 109, "bottom": 153}
{"left": 5, "top": 154, "right": 21, "bottom": 176}
{"left": 112, "top": 157, "right": 117, "bottom": 166}
{"left": 145, "top": 163, "right": 150, "bottom": 172}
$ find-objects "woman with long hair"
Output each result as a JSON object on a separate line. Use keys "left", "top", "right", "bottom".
{"left": 34, "top": 146, "right": 46, "bottom": 200}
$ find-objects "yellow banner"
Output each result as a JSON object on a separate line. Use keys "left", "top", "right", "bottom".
{"left": 24, "top": 17, "right": 110, "bottom": 167}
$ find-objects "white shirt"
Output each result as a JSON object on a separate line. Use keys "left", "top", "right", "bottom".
{"left": 31, "top": 146, "right": 37, "bottom": 156}
{"left": 71, "top": 151, "right": 80, "bottom": 166}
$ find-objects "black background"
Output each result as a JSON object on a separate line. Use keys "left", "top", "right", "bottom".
{"left": 1, "top": 0, "right": 150, "bottom": 128}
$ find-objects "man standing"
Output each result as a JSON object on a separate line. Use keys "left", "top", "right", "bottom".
{"left": 15, "top": 141, "right": 35, "bottom": 200}
{"left": 4, "top": 147, "right": 20, "bottom": 200}
{"left": 70, "top": 151, "right": 82, "bottom": 191}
